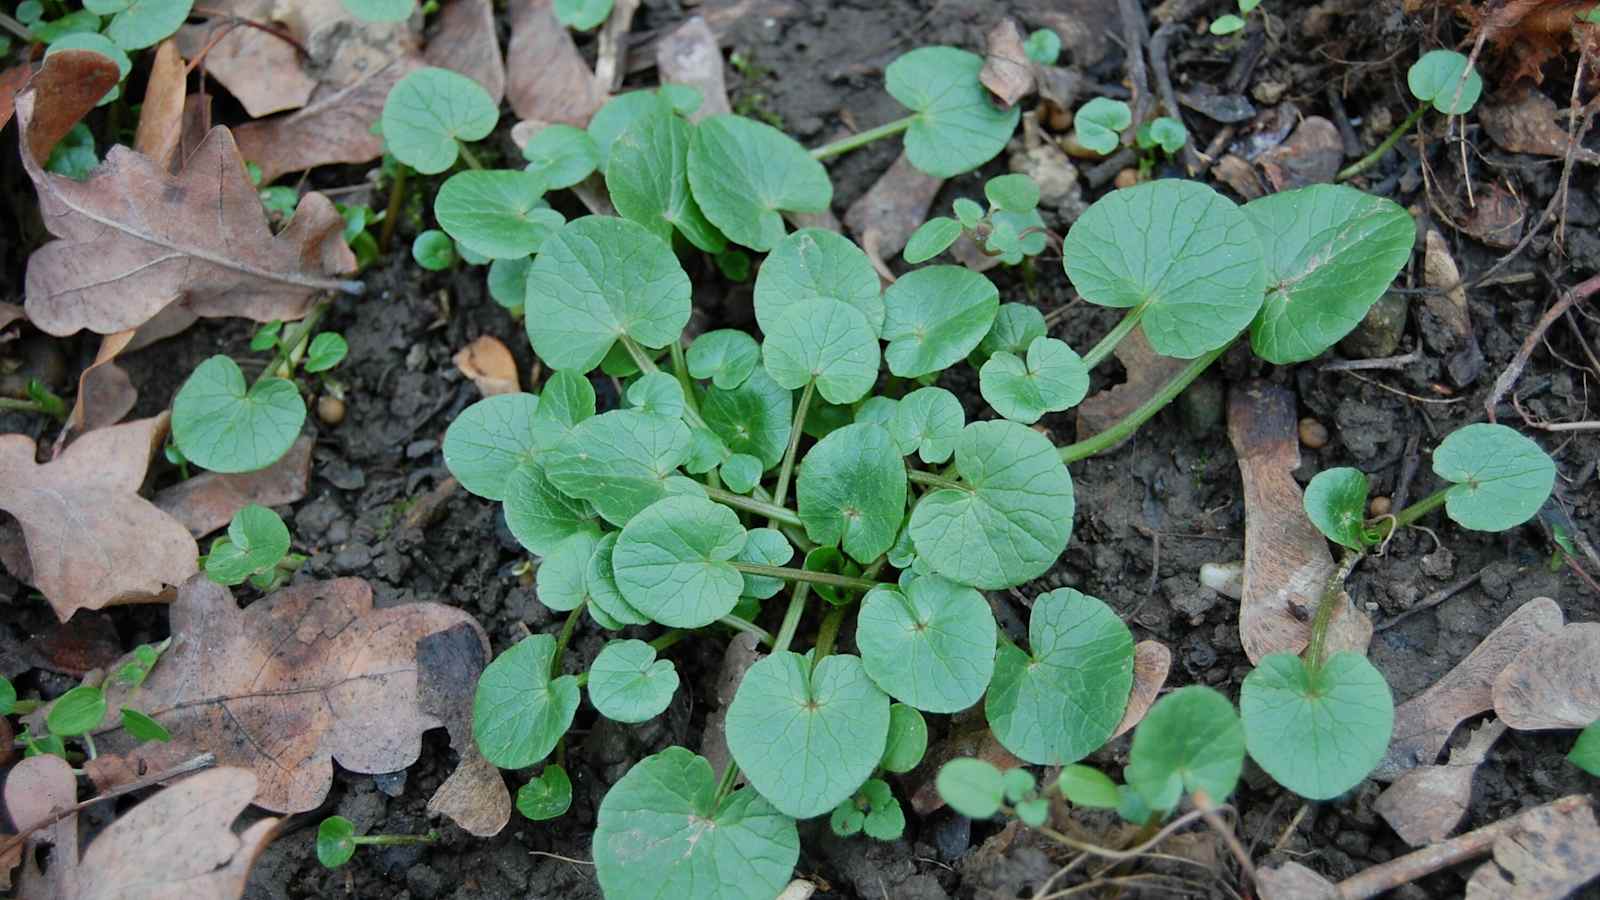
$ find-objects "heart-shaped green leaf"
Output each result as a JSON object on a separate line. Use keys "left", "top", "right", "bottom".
{"left": 857, "top": 574, "right": 997, "bottom": 713}
{"left": 973, "top": 303, "right": 1047, "bottom": 367}
{"left": 532, "top": 370, "right": 597, "bottom": 451}
{"left": 626, "top": 371, "right": 686, "bottom": 422}
{"left": 304, "top": 333, "right": 348, "bottom": 373}
{"left": 1024, "top": 28, "right": 1061, "bottom": 64}
{"left": 205, "top": 504, "right": 290, "bottom": 585}
{"left": 986, "top": 588, "right": 1134, "bottom": 764}
{"left": 443, "top": 393, "right": 542, "bottom": 500}
{"left": 1073, "top": 97, "right": 1132, "bottom": 155}
{"left": 488, "top": 257, "right": 531, "bottom": 312}
{"left": 761, "top": 298, "right": 880, "bottom": 404}
{"left": 909, "top": 420, "right": 1075, "bottom": 590}
{"left": 1136, "top": 117, "right": 1188, "bottom": 154}
{"left": 473, "top": 634, "right": 581, "bottom": 769}
{"left": 593, "top": 748, "right": 799, "bottom": 900}
{"left": 435, "top": 170, "right": 563, "bottom": 260}
{"left": 687, "top": 329, "right": 761, "bottom": 390}
{"left": 726, "top": 651, "right": 890, "bottom": 818}
{"left": 522, "top": 124, "right": 600, "bottom": 190}
{"left": 608, "top": 108, "right": 726, "bottom": 252}
{"left": 588, "top": 90, "right": 674, "bottom": 167}
{"left": 830, "top": 778, "right": 904, "bottom": 841}
{"left": 1125, "top": 685, "right": 1244, "bottom": 811}
{"left": 516, "top": 764, "right": 572, "bottom": 821}
{"left": 1432, "top": 423, "right": 1555, "bottom": 531}
{"left": 535, "top": 531, "right": 600, "bottom": 611}
{"left": 85, "top": 0, "right": 193, "bottom": 50}
{"left": 1057, "top": 764, "right": 1119, "bottom": 809}
{"left": 886, "top": 47, "right": 1020, "bottom": 178}
{"left": 796, "top": 423, "right": 906, "bottom": 565}
{"left": 1241, "top": 651, "right": 1393, "bottom": 800}
{"left": 1064, "top": 180, "right": 1266, "bottom": 359}
{"left": 613, "top": 495, "right": 746, "bottom": 627}
{"left": 904, "top": 217, "right": 963, "bottom": 264}
{"left": 700, "top": 365, "right": 792, "bottom": 468}
{"left": 735, "top": 527, "right": 793, "bottom": 599}
{"left": 855, "top": 397, "right": 899, "bottom": 430}
{"left": 589, "top": 639, "right": 679, "bottom": 723}
{"left": 584, "top": 532, "right": 651, "bottom": 625}
{"left": 687, "top": 115, "right": 832, "bottom": 251}
{"left": 315, "top": 815, "right": 356, "bottom": 868}
{"left": 986, "top": 174, "right": 1040, "bottom": 212}
{"left": 503, "top": 459, "right": 597, "bottom": 555}
{"left": 554, "top": 0, "right": 612, "bottom": 30}
{"left": 754, "top": 229, "right": 884, "bottom": 337}
{"left": 881, "top": 703, "right": 928, "bottom": 773}
{"left": 547, "top": 409, "right": 697, "bottom": 527}
{"left": 1408, "top": 49, "right": 1483, "bottom": 115}
{"left": 412, "top": 229, "right": 456, "bottom": 270}
{"left": 381, "top": 67, "right": 498, "bottom": 175}
{"left": 890, "top": 387, "right": 964, "bottom": 464}
{"left": 882, "top": 266, "right": 999, "bottom": 378}
{"left": 979, "top": 337, "right": 1090, "bottom": 424}
{"left": 1303, "top": 467, "right": 1373, "bottom": 551}
{"left": 172, "top": 355, "right": 305, "bottom": 474}
{"left": 719, "top": 453, "right": 763, "bottom": 494}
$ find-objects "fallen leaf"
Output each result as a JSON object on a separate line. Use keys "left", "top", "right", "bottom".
{"left": 17, "top": 52, "right": 360, "bottom": 338}
{"left": 507, "top": 0, "right": 604, "bottom": 126}
{"left": 1212, "top": 153, "right": 1267, "bottom": 201}
{"left": 0, "top": 303, "right": 25, "bottom": 333}
{"left": 909, "top": 727, "right": 1022, "bottom": 816}
{"left": 1374, "top": 597, "right": 1563, "bottom": 780}
{"left": 134, "top": 41, "right": 187, "bottom": 171}
{"left": 1421, "top": 229, "right": 1473, "bottom": 348}
{"left": 1111, "top": 640, "right": 1171, "bottom": 739}
{"left": 423, "top": 0, "right": 505, "bottom": 105}
{"left": 625, "top": 0, "right": 798, "bottom": 76}
{"left": 1450, "top": 179, "right": 1525, "bottom": 250}
{"left": 0, "top": 414, "right": 198, "bottom": 622}
{"left": 1075, "top": 327, "right": 1189, "bottom": 447}
{"left": 5, "top": 753, "right": 77, "bottom": 894}
{"left": 7, "top": 755, "right": 277, "bottom": 900}
{"left": 279, "top": 0, "right": 419, "bottom": 91}
{"left": 1480, "top": 85, "right": 1600, "bottom": 164}
{"left": 843, "top": 151, "right": 944, "bottom": 259}
{"left": 153, "top": 435, "right": 314, "bottom": 538}
{"left": 1465, "top": 797, "right": 1600, "bottom": 899}
{"left": 417, "top": 623, "right": 510, "bottom": 837}
{"left": 176, "top": 3, "right": 318, "bottom": 117}
{"left": 76, "top": 577, "right": 480, "bottom": 813}
{"left": 0, "top": 63, "right": 32, "bottom": 132}
{"left": 1258, "top": 861, "right": 1340, "bottom": 900}
{"left": 657, "top": 16, "right": 731, "bottom": 121}
{"left": 19, "top": 51, "right": 120, "bottom": 164}
{"left": 1256, "top": 116, "right": 1343, "bottom": 190}
{"left": 1492, "top": 622, "right": 1600, "bottom": 731}
{"left": 980, "top": 18, "right": 1034, "bottom": 108}
{"left": 1227, "top": 381, "right": 1372, "bottom": 663}
{"left": 1375, "top": 719, "right": 1507, "bottom": 846}
{"left": 700, "top": 631, "right": 762, "bottom": 777}
{"left": 454, "top": 335, "right": 521, "bottom": 396}
{"left": 65, "top": 330, "right": 138, "bottom": 436}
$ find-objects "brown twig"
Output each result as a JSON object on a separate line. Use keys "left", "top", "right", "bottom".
{"left": 0, "top": 753, "right": 217, "bottom": 856}
{"left": 1484, "top": 272, "right": 1600, "bottom": 423}
{"left": 1320, "top": 351, "right": 1422, "bottom": 372}
{"left": 191, "top": 7, "right": 310, "bottom": 57}
{"left": 1193, "top": 790, "right": 1257, "bottom": 890}
{"left": 1116, "top": 0, "right": 1153, "bottom": 128}
{"left": 1375, "top": 566, "right": 1488, "bottom": 630}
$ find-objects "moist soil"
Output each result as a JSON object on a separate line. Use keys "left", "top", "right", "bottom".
{"left": 3, "top": 1, "right": 1600, "bottom": 898}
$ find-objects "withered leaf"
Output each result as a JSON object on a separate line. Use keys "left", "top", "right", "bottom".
{"left": 454, "top": 335, "right": 521, "bottom": 396}
{"left": 909, "top": 728, "right": 1022, "bottom": 816}
{"left": 176, "top": 2, "right": 317, "bottom": 117}
{"left": 1465, "top": 797, "right": 1600, "bottom": 899}
{"left": 417, "top": 623, "right": 510, "bottom": 837}
{"left": 86, "top": 576, "right": 485, "bottom": 814}
{"left": 153, "top": 435, "right": 314, "bottom": 538}
{"left": 843, "top": 151, "right": 944, "bottom": 260}
{"left": 657, "top": 17, "right": 731, "bottom": 121}
{"left": 18, "top": 51, "right": 360, "bottom": 338}
{"left": 1075, "top": 326, "right": 1189, "bottom": 448}
{"left": 424, "top": 0, "right": 505, "bottom": 105}
{"left": 1375, "top": 719, "right": 1507, "bottom": 846}
{"left": 1111, "top": 640, "right": 1171, "bottom": 739}
{"left": 134, "top": 41, "right": 187, "bottom": 171}
{"left": 0, "top": 414, "right": 198, "bottom": 623}
{"left": 0, "top": 63, "right": 34, "bottom": 133}
{"left": 507, "top": 0, "right": 604, "bottom": 125}
{"left": 1493, "top": 622, "right": 1600, "bottom": 731}
{"left": 980, "top": 18, "right": 1034, "bottom": 108}
{"left": 1480, "top": 85, "right": 1600, "bottom": 164}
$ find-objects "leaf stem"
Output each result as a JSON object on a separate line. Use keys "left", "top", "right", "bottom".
{"left": 457, "top": 141, "right": 486, "bottom": 171}
{"left": 353, "top": 831, "right": 438, "bottom": 847}
{"left": 908, "top": 469, "right": 965, "bottom": 492}
{"left": 1058, "top": 340, "right": 1231, "bottom": 463}
{"left": 1081, "top": 305, "right": 1145, "bottom": 370}
{"left": 1337, "top": 105, "right": 1428, "bottom": 182}
{"left": 668, "top": 339, "right": 704, "bottom": 423}
{"left": 770, "top": 380, "right": 814, "bottom": 515}
{"left": 731, "top": 562, "right": 881, "bottom": 593}
{"left": 809, "top": 115, "right": 918, "bottom": 161}
{"left": 0, "top": 12, "right": 32, "bottom": 41}
{"left": 811, "top": 604, "right": 848, "bottom": 670}
{"left": 1382, "top": 486, "right": 1452, "bottom": 534}
{"left": 377, "top": 163, "right": 408, "bottom": 254}
{"left": 550, "top": 603, "right": 585, "bottom": 679}
{"left": 0, "top": 397, "right": 59, "bottom": 420}
{"left": 772, "top": 582, "right": 812, "bottom": 654}
{"left": 259, "top": 301, "right": 329, "bottom": 386}
{"left": 717, "top": 615, "right": 773, "bottom": 646}
{"left": 620, "top": 335, "right": 708, "bottom": 430}
{"left": 1305, "top": 550, "right": 1362, "bottom": 674}
{"left": 705, "top": 487, "right": 804, "bottom": 527}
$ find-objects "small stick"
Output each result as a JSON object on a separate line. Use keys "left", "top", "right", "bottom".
{"left": 1376, "top": 566, "right": 1488, "bottom": 630}
{"left": 1193, "top": 790, "right": 1257, "bottom": 890}
{"left": 0, "top": 754, "right": 217, "bottom": 855}
{"left": 1320, "top": 351, "right": 1422, "bottom": 373}
{"left": 1484, "top": 272, "right": 1600, "bottom": 423}
{"left": 1116, "top": 0, "right": 1153, "bottom": 128}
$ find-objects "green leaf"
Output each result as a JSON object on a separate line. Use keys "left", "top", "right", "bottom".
{"left": 473, "top": 634, "right": 581, "bottom": 769}
{"left": 1245, "top": 185, "right": 1415, "bottom": 363}
{"left": 589, "top": 639, "right": 679, "bottom": 723}
{"left": 205, "top": 504, "right": 290, "bottom": 585}
{"left": 45, "top": 122, "right": 98, "bottom": 179}
{"left": 554, "top": 0, "right": 612, "bottom": 30}
{"left": 16, "top": 2, "right": 45, "bottom": 25}
{"left": 1241, "top": 651, "right": 1394, "bottom": 800}
{"left": 986, "top": 588, "right": 1134, "bottom": 764}
{"left": 588, "top": 90, "right": 673, "bottom": 168}
{"left": 593, "top": 748, "right": 799, "bottom": 900}
{"left": 522, "top": 124, "right": 600, "bottom": 190}
{"left": 316, "top": 816, "right": 357, "bottom": 868}
{"left": 719, "top": 453, "right": 763, "bottom": 494}
{"left": 47, "top": 685, "right": 106, "bottom": 736}
{"left": 857, "top": 778, "right": 905, "bottom": 840}
{"left": 886, "top": 47, "right": 1020, "bottom": 178}
{"left": 585, "top": 532, "right": 651, "bottom": 625}
{"left": 488, "top": 256, "right": 531, "bottom": 312}
{"left": 1568, "top": 721, "right": 1600, "bottom": 776}
{"left": 525, "top": 216, "right": 692, "bottom": 373}
{"left": 626, "top": 371, "right": 687, "bottom": 422}
{"left": 658, "top": 83, "right": 703, "bottom": 115}
{"left": 1024, "top": 28, "right": 1061, "bottom": 65}
{"left": 973, "top": 303, "right": 1048, "bottom": 367}
{"left": 120, "top": 707, "right": 171, "bottom": 743}
{"left": 1136, "top": 116, "right": 1188, "bottom": 154}
{"left": 607, "top": 108, "right": 726, "bottom": 253}
{"left": 341, "top": 0, "right": 412, "bottom": 21}
{"left": 532, "top": 369, "right": 597, "bottom": 452}
{"left": 805, "top": 398, "right": 853, "bottom": 440}
{"left": 31, "top": 11, "right": 101, "bottom": 44}
{"left": 830, "top": 798, "right": 864, "bottom": 837}
{"left": 0, "top": 675, "right": 13, "bottom": 716}
{"left": 685, "top": 427, "right": 729, "bottom": 475}
{"left": 761, "top": 298, "right": 880, "bottom": 405}
{"left": 881, "top": 703, "right": 929, "bottom": 773}
{"left": 754, "top": 228, "right": 884, "bottom": 336}
{"left": 700, "top": 365, "right": 792, "bottom": 467}
{"left": 936, "top": 758, "right": 1005, "bottom": 819}
{"left": 304, "top": 333, "right": 348, "bottom": 373}
{"left": 1015, "top": 797, "right": 1049, "bottom": 827}
{"left": 1064, "top": 180, "right": 1266, "bottom": 358}
{"left": 1057, "top": 764, "right": 1119, "bottom": 809}
{"left": 84, "top": 0, "right": 192, "bottom": 50}
{"left": 736, "top": 527, "right": 793, "bottom": 599}
{"left": 381, "top": 67, "right": 498, "bottom": 175}
{"left": 614, "top": 495, "right": 746, "bottom": 627}
{"left": 412, "top": 230, "right": 457, "bottom": 271}
{"left": 882, "top": 265, "right": 999, "bottom": 378}
{"left": 503, "top": 460, "right": 597, "bottom": 556}
{"left": 986, "top": 174, "right": 1040, "bottom": 212}
{"left": 547, "top": 409, "right": 697, "bottom": 526}
{"left": 687, "top": 329, "right": 761, "bottom": 390}
{"left": 1125, "top": 685, "right": 1245, "bottom": 810}
{"left": 714, "top": 248, "right": 752, "bottom": 282}
{"left": 726, "top": 651, "right": 890, "bottom": 818}
{"left": 855, "top": 396, "right": 899, "bottom": 430}
{"left": 1432, "top": 424, "right": 1555, "bottom": 531}
{"left": 435, "top": 170, "right": 563, "bottom": 260}
{"left": 858, "top": 575, "right": 996, "bottom": 713}
{"left": 688, "top": 115, "right": 832, "bottom": 251}
{"left": 517, "top": 764, "right": 573, "bottom": 820}
{"left": 979, "top": 337, "right": 1090, "bottom": 425}
{"left": 1209, "top": 13, "right": 1245, "bottom": 34}
{"left": 1304, "top": 468, "right": 1373, "bottom": 551}
{"left": 172, "top": 355, "right": 306, "bottom": 474}
{"left": 889, "top": 387, "right": 963, "bottom": 463}
{"left": 909, "top": 420, "right": 1075, "bottom": 590}
{"left": 535, "top": 531, "right": 600, "bottom": 611}
{"left": 1002, "top": 767, "right": 1036, "bottom": 803}
{"left": 953, "top": 198, "right": 985, "bottom": 229}
{"left": 1073, "top": 97, "right": 1132, "bottom": 155}
{"left": 1408, "top": 49, "right": 1483, "bottom": 115}
{"left": 904, "top": 217, "right": 964, "bottom": 264}
{"left": 443, "top": 393, "right": 542, "bottom": 500}
{"left": 796, "top": 423, "right": 906, "bottom": 565}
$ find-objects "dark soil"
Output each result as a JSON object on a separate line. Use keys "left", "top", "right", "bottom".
{"left": 4, "top": 0, "right": 1599, "bottom": 898}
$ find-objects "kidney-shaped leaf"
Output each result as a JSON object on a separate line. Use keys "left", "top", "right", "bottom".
{"left": 687, "top": 114, "right": 832, "bottom": 251}
{"left": 891, "top": 386, "right": 964, "bottom": 464}
{"left": 382, "top": 67, "right": 498, "bottom": 175}
{"left": 172, "top": 355, "right": 305, "bottom": 474}
{"left": 1303, "top": 467, "right": 1372, "bottom": 551}
{"left": 979, "top": 337, "right": 1090, "bottom": 424}
{"left": 474, "top": 633, "right": 582, "bottom": 769}
{"left": 762, "top": 297, "right": 880, "bottom": 404}
{"left": 1241, "top": 651, "right": 1394, "bottom": 800}
{"left": 1432, "top": 424, "right": 1555, "bottom": 531}
{"left": 753, "top": 228, "right": 884, "bottom": 337}
{"left": 857, "top": 574, "right": 997, "bottom": 713}
{"left": 546, "top": 409, "right": 697, "bottom": 527}
{"left": 687, "top": 329, "right": 761, "bottom": 390}
{"left": 584, "top": 532, "right": 652, "bottom": 625}
{"left": 613, "top": 494, "right": 747, "bottom": 627}
{"left": 443, "top": 393, "right": 542, "bottom": 501}
{"left": 503, "top": 459, "right": 597, "bottom": 555}
{"left": 608, "top": 107, "right": 725, "bottom": 252}
{"left": 435, "top": 170, "right": 563, "bottom": 260}
{"left": 522, "top": 123, "right": 600, "bottom": 190}
{"left": 796, "top": 423, "right": 907, "bottom": 565}
{"left": 700, "top": 365, "right": 793, "bottom": 467}
{"left": 886, "top": 46, "right": 1020, "bottom": 178}
{"left": 882, "top": 265, "right": 999, "bottom": 378}
{"left": 1125, "top": 685, "right": 1245, "bottom": 811}
{"left": 589, "top": 639, "right": 679, "bottom": 723}
{"left": 1408, "top": 49, "right": 1483, "bottom": 115}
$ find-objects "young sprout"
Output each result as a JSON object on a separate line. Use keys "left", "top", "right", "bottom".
{"left": 412, "top": 229, "right": 458, "bottom": 271}
{"left": 1023, "top": 28, "right": 1061, "bottom": 65}
{"left": 315, "top": 815, "right": 438, "bottom": 869}
{"left": 903, "top": 173, "right": 1048, "bottom": 266}
{"left": 1210, "top": 0, "right": 1262, "bottom": 35}
{"left": 1339, "top": 49, "right": 1483, "bottom": 180}
{"left": 1071, "top": 97, "right": 1132, "bottom": 155}
{"left": 204, "top": 504, "right": 302, "bottom": 590}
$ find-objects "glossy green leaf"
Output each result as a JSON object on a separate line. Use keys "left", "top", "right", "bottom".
{"left": 593, "top": 748, "right": 799, "bottom": 900}
{"left": 443, "top": 393, "right": 543, "bottom": 501}
{"left": 1408, "top": 49, "right": 1483, "bottom": 115}
{"left": 796, "top": 423, "right": 906, "bottom": 565}
{"left": 726, "top": 651, "right": 890, "bottom": 818}
{"left": 1066, "top": 180, "right": 1266, "bottom": 359}
{"left": 84, "top": 0, "right": 192, "bottom": 50}
{"left": 986, "top": 588, "right": 1134, "bottom": 765}
{"left": 488, "top": 256, "right": 531, "bottom": 311}
{"left": 688, "top": 115, "right": 832, "bottom": 251}
{"left": 46, "top": 685, "right": 106, "bottom": 737}
{"left": 1024, "top": 28, "right": 1061, "bottom": 65}
{"left": 626, "top": 371, "right": 686, "bottom": 422}
{"left": 687, "top": 329, "right": 761, "bottom": 390}
{"left": 304, "top": 333, "right": 348, "bottom": 373}
{"left": 753, "top": 228, "right": 884, "bottom": 336}
{"left": 761, "top": 298, "right": 880, "bottom": 404}
{"left": 882, "top": 265, "right": 999, "bottom": 378}
{"left": 119, "top": 707, "right": 171, "bottom": 743}
{"left": 536, "top": 531, "right": 599, "bottom": 611}
{"left": 1073, "top": 97, "right": 1132, "bottom": 155}
{"left": 886, "top": 47, "right": 1020, "bottom": 178}
{"left": 584, "top": 532, "right": 651, "bottom": 625}
{"left": 532, "top": 369, "right": 597, "bottom": 452}
{"left": 986, "top": 174, "right": 1040, "bottom": 212}
{"left": 1136, "top": 117, "right": 1188, "bottom": 154}
{"left": 735, "top": 527, "right": 793, "bottom": 599}
{"left": 1568, "top": 721, "right": 1600, "bottom": 776}
{"left": 411, "top": 230, "right": 456, "bottom": 270}
{"left": 1241, "top": 651, "right": 1394, "bottom": 800}
{"left": 1304, "top": 467, "right": 1373, "bottom": 551}
{"left": 1125, "top": 685, "right": 1245, "bottom": 810}
{"left": 979, "top": 337, "right": 1090, "bottom": 425}
{"left": 589, "top": 639, "right": 679, "bottom": 723}
{"left": 1057, "top": 764, "right": 1119, "bottom": 808}
{"left": 436, "top": 170, "right": 563, "bottom": 260}
{"left": 316, "top": 816, "right": 357, "bottom": 868}
{"left": 503, "top": 459, "right": 597, "bottom": 556}
{"left": 1245, "top": 184, "right": 1415, "bottom": 363}
{"left": 205, "top": 504, "right": 290, "bottom": 585}
{"left": 172, "top": 355, "right": 305, "bottom": 474}
{"left": 1432, "top": 424, "right": 1555, "bottom": 531}
{"left": 1209, "top": 13, "right": 1245, "bottom": 34}
{"left": 547, "top": 409, "right": 696, "bottom": 526}
{"left": 881, "top": 703, "right": 928, "bottom": 773}
{"left": 522, "top": 124, "right": 600, "bottom": 189}
{"left": 909, "top": 420, "right": 1075, "bottom": 590}
{"left": 973, "top": 303, "right": 1048, "bottom": 367}
{"left": 588, "top": 90, "right": 673, "bottom": 168}
{"left": 525, "top": 216, "right": 692, "bottom": 373}
{"left": 890, "top": 387, "right": 963, "bottom": 463}
{"left": 473, "top": 634, "right": 581, "bottom": 769}
{"left": 904, "top": 217, "right": 963, "bottom": 264}
{"left": 936, "top": 757, "right": 1005, "bottom": 819}
{"left": 700, "top": 365, "right": 792, "bottom": 468}
{"left": 517, "top": 764, "right": 573, "bottom": 820}
{"left": 613, "top": 495, "right": 746, "bottom": 627}
{"left": 858, "top": 574, "right": 996, "bottom": 713}
{"left": 720, "top": 453, "right": 763, "bottom": 494}
{"left": 381, "top": 67, "right": 498, "bottom": 175}
{"left": 554, "top": 0, "right": 611, "bottom": 30}
{"left": 608, "top": 108, "right": 726, "bottom": 252}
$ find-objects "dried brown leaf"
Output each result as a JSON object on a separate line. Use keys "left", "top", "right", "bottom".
{"left": 424, "top": 0, "right": 505, "bottom": 105}
{"left": 1480, "top": 84, "right": 1600, "bottom": 163}
{"left": 0, "top": 63, "right": 32, "bottom": 132}
{"left": 1492, "top": 622, "right": 1600, "bottom": 731}
{"left": 507, "top": 0, "right": 604, "bottom": 125}
{"left": 1421, "top": 229, "right": 1473, "bottom": 345}
{"left": 1465, "top": 797, "right": 1600, "bottom": 899}
{"left": 1375, "top": 719, "right": 1507, "bottom": 846}
{"left": 0, "top": 414, "right": 198, "bottom": 622}
{"left": 1111, "top": 640, "right": 1171, "bottom": 738}
{"left": 20, "top": 52, "right": 120, "bottom": 163}
{"left": 844, "top": 152, "right": 944, "bottom": 259}
{"left": 85, "top": 576, "right": 484, "bottom": 814}
{"left": 176, "top": 3, "right": 317, "bottom": 117}
{"left": 1075, "top": 326, "right": 1189, "bottom": 447}
{"left": 700, "top": 631, "right": 763, "bottom": 777}
{"left": 980, "top": 18, "right": 1034, "bottom": 108}
{"left": 417, "top": 623, "right": 510, "bottom": 837}
{"left": 1256, "top": 116, "right": 1343, "bottom": 190}
{"left": 134, "top": 41, "right": 187, "bottom": 170}
{"left": 454, "top": 335, "right": 521, "bottom": 396}
{"left": 594, "top": 0, "right": 640, "bottom": 92}
{"left": 657, "top": 17, "right": 731, "bottom": 121}
{"left": 153, "top": 435, "right": 314, "bottom": 538}
{"left": 0, "top": 303, "right": 25, "bottom": 333}
{"left": 1258, "top": 861, "right": 1340, "bottom": 900}
{"left": 19, "top": 611, "right": 124, "bottom": 677}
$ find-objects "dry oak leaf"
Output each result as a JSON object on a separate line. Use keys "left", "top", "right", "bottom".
{"left": 16, "top": 54, "right": 360, "bottom": 338}
{"left": 418, "top": 623, "right": 511, "bottom": 837}
{"left": 7, "top": 755, "right": 276, "bottom": 900}
{"left": 1493, "top": 622, "right": 1600, "bottom": 731}
{"left": 1465, "top": 797, "right": 1600, "bottom": 899}
{"left": 424, "top": 0, "right": 506, "bottom": 106}
{"left": 0, "top": 413, "right": 198, "bottom": 623}
{"left": 506, "top": 0, "right": 605, "bottom": 126}
{"left": 87, "top": 575, "right": 487, "bottom": 815}
{"left": 134, "top": 41, "right": 187, "bottom": 172}
{"left": 153, "top": 435, "right": 314, "bottom": 538}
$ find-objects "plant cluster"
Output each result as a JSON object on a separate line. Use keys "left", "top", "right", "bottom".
{"left": 2, "top": 641, "right": 173, "bottom": 762}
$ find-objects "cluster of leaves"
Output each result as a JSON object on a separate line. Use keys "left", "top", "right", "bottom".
{"left": 201, "top": 503, "right": 303, "bottom": 590}
{"left": 2, "top": 642, "right": 172, "bottom": 762}
{"left": 1073, "top": 96, "right": 1188, "bottom": 159}
{"left": 904, "top": 173, "right": 1048, "bottom": 266}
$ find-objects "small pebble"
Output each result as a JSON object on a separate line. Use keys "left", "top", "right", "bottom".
{"left": 1113, "top": 168, "right": 1140, "bottom": 189}
{"left": 1298, "top": 417, "right": 1329, "bottom": 449}
{"left": 1043, "top": 100, "right": 1071, "bottom": 132}
{"left": 317, "top": 395, "right": 346, "bottom": 426}
{"left": 1368, "top": 496, "right": 1392, "bottom": 517}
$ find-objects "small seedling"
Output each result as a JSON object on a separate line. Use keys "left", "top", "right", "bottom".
{"left": 204, "top": 504, "right": 303, "bottom": 590}
{"left": 1210, "top": 0, "right": 1261, "bottom": 35}
{"left": 904, "top": 173, "right": 1048, "bottom": 265}
{"left": 1340, "top": 49, "right": 1483, "bottom": 179}
{"left": 315, "top": 815, "right": 438, "bottom": 869}
{"left": 1023, "top": 28, "right": 1061, "bottom": 65}
{"left": 18, "top": 640, "right": 174, "bottom": 761}
{"left": 1072, "top": 97, "right": 1132, "bottom": 155}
